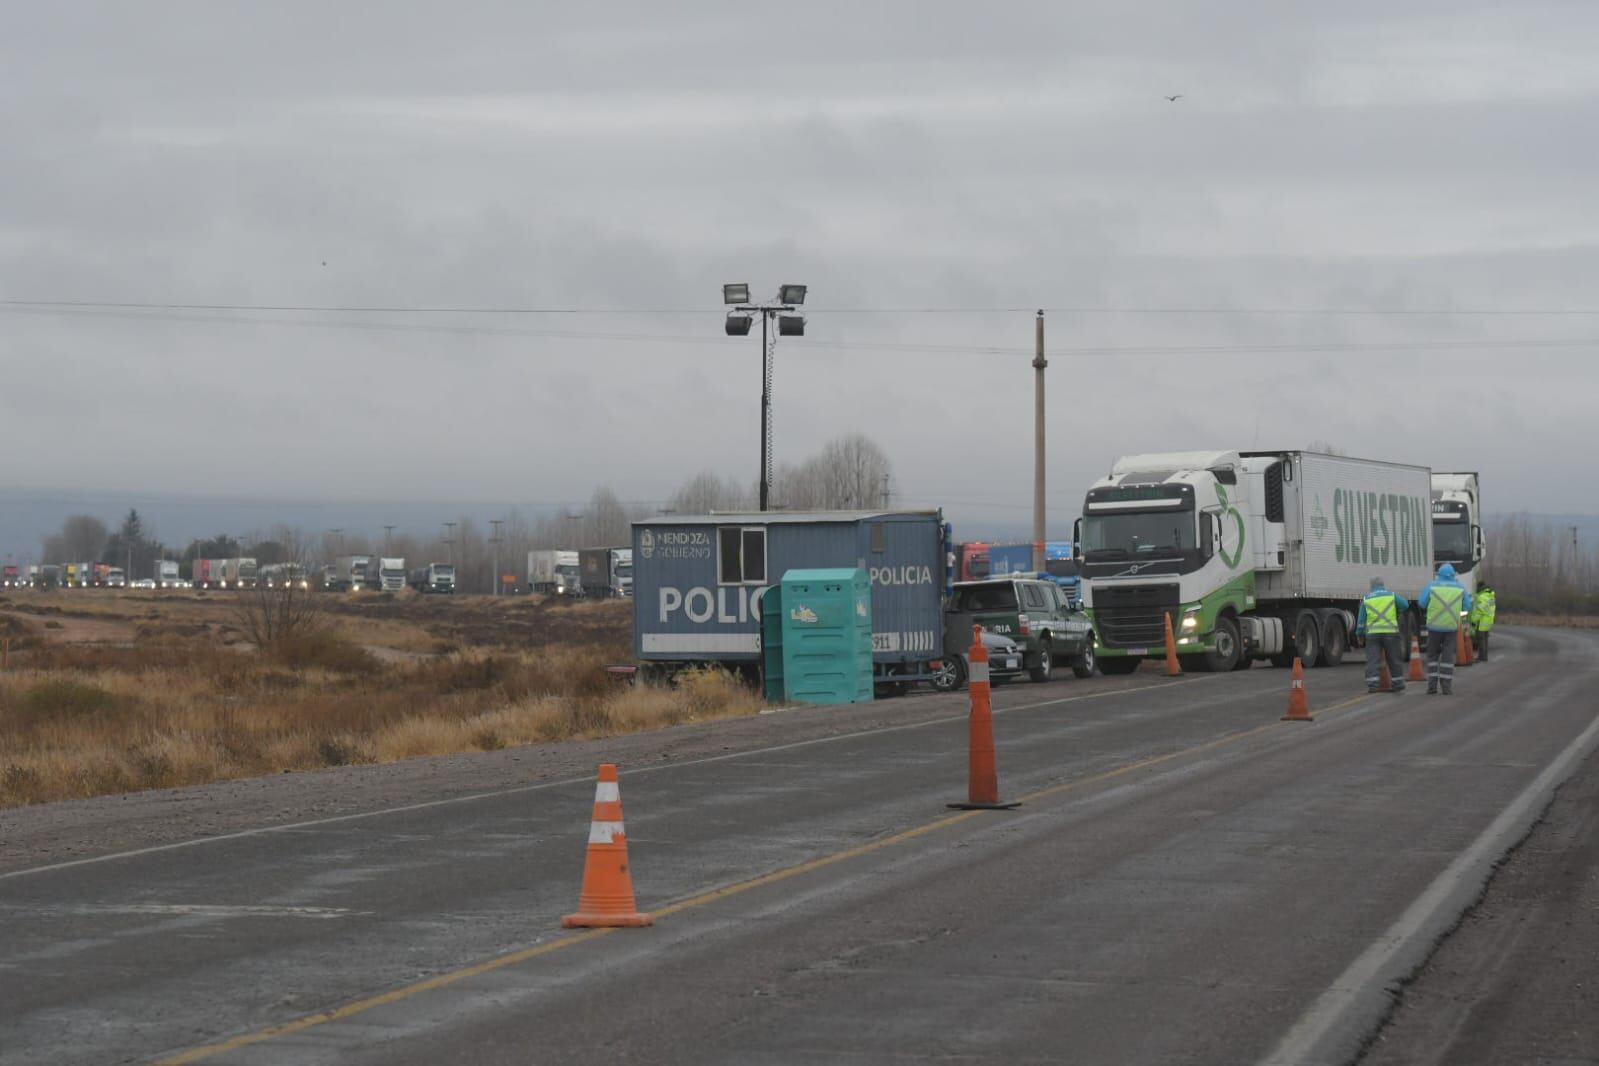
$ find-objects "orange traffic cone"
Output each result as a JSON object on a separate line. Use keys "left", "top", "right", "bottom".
{"left": 1457, "top": 625, "right": 1475, "bottom": 667}
{"left": 1407, "top": 636, "right": 1425, "bottom": 683}
{"left": 1162, "top": 612, "right": 1182, "bottom": 676}
{"left": 563, "top": 763, "right": 652, "bottom": 928}
{"left": 1281, "top": 657, "right": 1313, "bottom": 722}
{"left": 949, "top": 625, "right": 1020, "bottom": 811}
{"left": 1378, "top": 658, "right": 1392, "bottom": 692}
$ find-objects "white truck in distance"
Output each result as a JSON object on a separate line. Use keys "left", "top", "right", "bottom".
{"left": 1432, "top": 472, "right": 1485, "bottom": 597}
{"left": 529, "top": 550, "right": 581, "bottom": 596}
{"left": 410, "top": 563, "right": 456, "bottom": 594}
{"left": 330, "top": 555, "right": 371, "bottom": 591}
{"left": 1076, "top": 450, "right": 1435, "bottom": 674}
{"left": 371, "top": 557, "right": 406, "bottom": 592}
{"left": 155, "top": 560, "right": 181, "bottom": 588}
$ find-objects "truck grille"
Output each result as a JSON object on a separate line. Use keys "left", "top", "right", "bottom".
{"left": 1092, "top": 583, "right": 1181, "bottom": 648}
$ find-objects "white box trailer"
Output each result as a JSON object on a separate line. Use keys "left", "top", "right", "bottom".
{"left": 1078, "top": 450, "right": 1433, "bottom": 674}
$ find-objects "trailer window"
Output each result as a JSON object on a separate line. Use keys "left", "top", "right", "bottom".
{"left": 718, "top": 527, "right": 767, "bottom": 585}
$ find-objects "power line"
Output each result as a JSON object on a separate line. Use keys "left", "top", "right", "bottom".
{"left": 6, "top": 297, "right": 1599, "bottom": 317}
{"left": 1, "top": 303, "right": 1592, "bottom": 359}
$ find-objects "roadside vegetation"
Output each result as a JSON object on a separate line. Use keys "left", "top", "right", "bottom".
{"left": 0, "top": 592, "right": 762, "bottom": 808}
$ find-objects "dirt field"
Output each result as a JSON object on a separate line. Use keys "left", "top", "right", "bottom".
{"left": 0, "top": 589, "right": 762, "bottom": 809}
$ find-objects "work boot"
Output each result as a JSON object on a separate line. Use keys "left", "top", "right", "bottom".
{"left": 1426, "top": 686, "right": 1438, "bottom": 695}
{"left": 1391, "top": 685, "right": 1406, "bottom": 695}
{"left": 1442, "top": 686, "right": 1453, "bottom": 696}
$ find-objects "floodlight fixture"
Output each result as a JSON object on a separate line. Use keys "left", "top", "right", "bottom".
{"left": 725, "top": 312, "right": 754, "bottom": 336}
{"left": 778, "top": 284, "right": 808, "bottom": 306}
{"left": 723, "top": 283, "right": 750, "bottom": 305}
{"left": 778, "top": 314, "right": 806, "bottom": 337}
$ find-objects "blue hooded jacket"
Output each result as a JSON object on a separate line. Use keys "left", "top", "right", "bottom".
{"left": 1419, "top": 563, "right": 1473, "bottom": 632}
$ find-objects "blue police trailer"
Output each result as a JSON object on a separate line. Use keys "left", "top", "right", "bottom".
{"left": 632, "top": 510, "right": 951, "bottom": 694}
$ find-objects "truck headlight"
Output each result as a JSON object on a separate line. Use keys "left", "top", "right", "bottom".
{"left": 1181, "top": 613, "right": 1199, "bottom": 630}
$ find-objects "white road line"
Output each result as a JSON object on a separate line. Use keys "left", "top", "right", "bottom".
{"left": 0, "top": 676, "right": 1215, "bottom": 882}
{"left": 10, "top": 903, "right": 370, "bottom": 919}
{"left": 1260, "top": 703, "right": 1599, "bottom": 1066}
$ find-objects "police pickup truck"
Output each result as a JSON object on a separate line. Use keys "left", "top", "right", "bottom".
{"left": 950, "top": 576, "right": 1097, "bottom": 682}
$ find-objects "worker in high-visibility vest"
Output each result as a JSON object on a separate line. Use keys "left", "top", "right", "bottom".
{"left": 1355, "top": 576, "right": 1410, "bottom": 695}
{"left": 1418, "top": 563, "right": 1474, "bottom": 695}
{"left": 1468, "top": 582, "right": 1498, "bottom": 662}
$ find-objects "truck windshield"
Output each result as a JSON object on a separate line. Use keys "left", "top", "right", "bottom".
{"left": 953, "top": 584, "right": 1019, "bottom": 611}
{"left": 557, "top": 565, "right": 578, "bottom": 577}
{"left": 435, "top": 566, "right": 455, "bottom": 576}
{"left": 1045, "top": 558, "right": 1079, "bottom": 579}
{"left": 1432, "top": 518, "right": 1471, "bottom": 560}
{"left": 1081, "top": 510, "right": 1194, "bottom": 559}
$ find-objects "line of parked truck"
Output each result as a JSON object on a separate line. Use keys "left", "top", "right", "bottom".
{"left": 626, "top": 454, "right": 1484, "bottom": 696}
{"left": 528, "top": 548, "right": 633, "bottom": 599}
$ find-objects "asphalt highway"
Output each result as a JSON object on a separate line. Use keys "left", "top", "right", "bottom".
{"left": 3, "top": 627, "right": 1596, "bottom": 1065}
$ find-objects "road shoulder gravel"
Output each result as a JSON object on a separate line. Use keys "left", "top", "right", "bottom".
{"left": 1361, "top": 743, "right": 1599, "bottom": 1065}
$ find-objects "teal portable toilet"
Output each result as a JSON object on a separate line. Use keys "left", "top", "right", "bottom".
{"left": 777, "top": 568, "right": 873, "bottom": 705}
{"left": 760, "top": 583, "right": 785, "bottom": 703}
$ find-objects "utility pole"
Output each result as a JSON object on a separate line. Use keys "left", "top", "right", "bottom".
{"left": 383, "top": 525, "right": 396, "bottom": 554}
{"left": 489, "top": 519, "right": 504, "bottom": 597}
{"left": 1032, "top": 310, "right": 1047, "bottom": 574}
{"left": 881, "top": 474, "right": 891, "bottom": 509}
{"left": 443, "top": 522, "right": 457, "bottom": 565}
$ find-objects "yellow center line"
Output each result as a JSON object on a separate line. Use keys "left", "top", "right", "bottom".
{"left": 156, "top": 688, "right": 1378, "bottom": 1064}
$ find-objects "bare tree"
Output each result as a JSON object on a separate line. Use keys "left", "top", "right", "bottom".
{"left": 773, "top": 433, "right": 894, "bottom": 510}
{"left": 234, "top": 578, "right": 327, "bottom": 648}
{"left": 669, "top": 471, "right": 753, "bottom": 515}
{"left": 50, "top": 514, "right": 110, "bottom": 561}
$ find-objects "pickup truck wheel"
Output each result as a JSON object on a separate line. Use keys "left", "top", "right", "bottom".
{"left": 1098, "top": 656, "right": 1142, "bottom": 675}
{"left": 1070, "top": 640, "right": 1097, "bottom": 678}
{"left": 930, "top": 655, "right": 967, "bottom": 693}
{"left": 1204, "top": 617, "right": 1242, "bottom": 673}
{"left": 1029, "top": 637, "right": 1054, "bottom": 683}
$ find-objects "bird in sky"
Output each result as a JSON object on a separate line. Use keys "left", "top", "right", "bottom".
{"left": 1165, "top": 94, "right": 1183, "bottom": 102}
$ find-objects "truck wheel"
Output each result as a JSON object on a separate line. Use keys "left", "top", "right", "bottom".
{"left": 1204, "top": 617, "right": 1241, "bottom": 673}
{"left": 1316, "top": 615, "right": 1347, "bottom": 668}
{"left": 1028, "top": 638, "right": 1055, "bottom": 683}
{"left": 1292, "top": 613, "right": 1320, "bottom": 667}
{"left": 1070, "top": 640, "right": 1097, "bottom": 678}
{"left": 1098, "top": 656, "right": 1142, "bottom": 675}
{"left": 930, "top": 655, "right": 967, "bottom": 693}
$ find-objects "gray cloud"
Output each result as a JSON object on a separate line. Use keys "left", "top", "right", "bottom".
{"left": 1, "top": 0, "right": 1596, "bottom": 554}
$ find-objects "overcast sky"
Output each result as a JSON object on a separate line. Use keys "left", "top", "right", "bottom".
{"left": 2, "top": 0, "right": 1596, "bottom": 547}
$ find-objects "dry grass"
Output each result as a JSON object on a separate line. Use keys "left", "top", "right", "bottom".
{"left": 0, "top": 590, "right": 763, "bottom": 808}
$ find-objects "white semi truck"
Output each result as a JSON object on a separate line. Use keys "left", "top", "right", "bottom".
{"left": 1076, "top": 450, "right": 1435, "bottom": 674}
{"left": 330, "top": 555, "right": 371, "bottom": 592}
{"left": 529, "top": 550, "right": 582, "bottom": 595}
{"left": 155, "top": 560, "right": 181, "bottom": 588}
{"left": 370, "top": 557, "right": 407, "bottom": 592}
{"left": 1431, "top": 472, "right": 1485, "bottom": 597}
